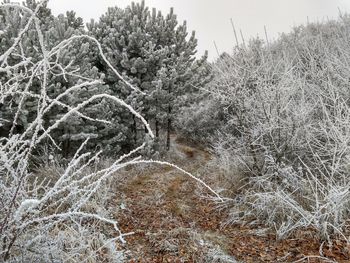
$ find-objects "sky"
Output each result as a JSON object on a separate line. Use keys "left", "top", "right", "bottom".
{"left": 48, "top": 0, "right": 350, "bottom": 61}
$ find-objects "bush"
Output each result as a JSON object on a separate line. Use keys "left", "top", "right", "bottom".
{"left": 179, "top": 15, "right": 350, "bottom": 240}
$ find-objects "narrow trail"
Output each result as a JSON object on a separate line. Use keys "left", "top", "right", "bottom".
{"left": 113, "top": 138, "right": 348, "bottom": 263}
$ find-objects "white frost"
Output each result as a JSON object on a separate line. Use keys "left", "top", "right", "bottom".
{"left": 15, "top": 199, "right": 40, "bottom": 221}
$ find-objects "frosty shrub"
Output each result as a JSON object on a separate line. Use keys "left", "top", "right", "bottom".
{"left": 179, "top": 16, "right": 350, "bottom": 240}
{"left": 0, "top": 1, "right": 222, "bottom": 261}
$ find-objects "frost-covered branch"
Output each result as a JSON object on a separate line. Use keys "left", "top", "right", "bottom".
{"left": 0, "top": 1, "right": 220, "bottom": 261}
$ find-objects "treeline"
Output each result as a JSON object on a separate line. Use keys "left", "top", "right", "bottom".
{"left": 0, "top": 0, "right": 211, "bottom": 156}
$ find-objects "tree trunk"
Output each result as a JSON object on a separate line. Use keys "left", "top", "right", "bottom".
{"left": 166, "top": 105, "right": 172, "bottom": 151}
{"left": 132, "top": 115, "right": 137, "bottom": 145}
{"left": 155, "top": 118, "right": 159, "bottom": 138}
{"left": 63, "top": 128, "right": 70, "bottom": 158}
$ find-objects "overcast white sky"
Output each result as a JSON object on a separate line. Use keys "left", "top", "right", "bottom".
{"left": 48, "top": 0, "right": 350, "bottom": 60}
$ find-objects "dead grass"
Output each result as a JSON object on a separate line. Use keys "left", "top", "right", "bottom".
{"left": 107, "top": 137, "right": 350, "bottom": 262}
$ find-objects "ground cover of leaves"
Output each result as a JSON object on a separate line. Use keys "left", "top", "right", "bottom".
{"left": 113, "top": 139, "right": 350, "bottom": 262}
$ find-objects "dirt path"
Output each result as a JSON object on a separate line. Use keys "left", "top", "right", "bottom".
{"left": 113, "top": 139, "right": 349, "bottom": 263}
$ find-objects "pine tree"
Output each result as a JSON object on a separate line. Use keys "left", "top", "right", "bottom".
{"left": 88, "top": 0, "right": 211, "bottom": 150}
{"left": 1, "top": 0, "right": 211, "bottom": 154}
{"left": 0, "top": 2, "right": 121, "bottom": 156}
{"left": 0, "top": 0, "right": 55, "bottom": 136}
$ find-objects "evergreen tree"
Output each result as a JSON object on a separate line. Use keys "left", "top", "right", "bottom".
{"left": 44, "top": 12, "right": 112, "bottom": 155}
{"left": 0, "top": 1, "right": 120, "bottom": 156}
{"left": 0, "top": 0, "right": 55, "bottom": 136}
{"left": 88, "top": 1, "right": 211, "bottom": 150}
{"left": 1, "top": 0, "right": 211, "bottom": 155}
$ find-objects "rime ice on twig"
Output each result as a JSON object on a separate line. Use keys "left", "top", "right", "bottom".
{"left": 0, "top": 1, "right": 222, "bottom": 261}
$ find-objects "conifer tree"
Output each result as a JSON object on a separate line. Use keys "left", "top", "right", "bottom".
{"left": 0, "top": 1, "right": 120, "bottom": 155}
{"left": 1, "top": 0, "right": 211, "bottom": 154}
{"left": 0, "top": 0, "right": 55, "bottom": 136}
{"left": 88, "top": 0, "right": 211, "bottom": 150}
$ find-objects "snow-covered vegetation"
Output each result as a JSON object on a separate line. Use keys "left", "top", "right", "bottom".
{"left": 177, "top": 14, "right": 350, "bottom": 241}
{"left": 0, "top": 0, "right": 216, "bottom": 261}
{"left": 3, "top": 0, "right": 350, "bottom": 261}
